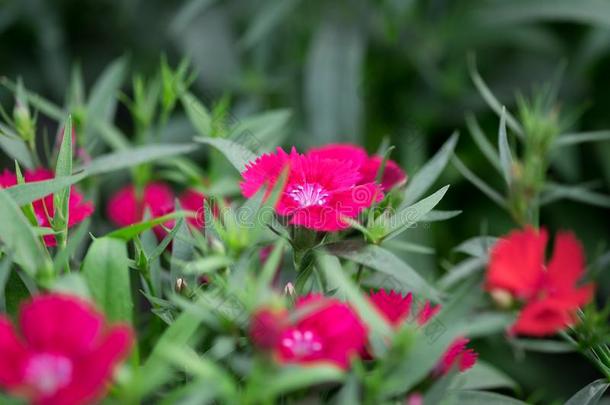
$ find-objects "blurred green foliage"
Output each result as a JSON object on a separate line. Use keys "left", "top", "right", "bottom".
{"left": 1, "top": 0, "right": 610, "bottom": 401}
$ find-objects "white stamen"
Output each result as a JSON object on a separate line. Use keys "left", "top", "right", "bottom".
{"left": 288, "top": 183, "right": 329, "bottom": 207}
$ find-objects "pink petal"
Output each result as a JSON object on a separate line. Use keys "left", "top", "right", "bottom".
{"left": 19, "top": 294, "right": 104, "bottom": 357}
{"left": 0, "top": 316, "right": 28, "bottom": 389}
{"left": 48, "top": 326, "right": 133, "bottom": 405}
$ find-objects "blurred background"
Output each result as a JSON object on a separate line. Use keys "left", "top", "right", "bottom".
{"left": 1, "top": 0, "right": 610, "bottom": 402}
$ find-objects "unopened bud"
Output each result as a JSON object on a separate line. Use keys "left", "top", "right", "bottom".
{"left": 13, "top": 102, "right": 35, "bottom": 142}
{"left": 490, "top": 289, "right": 513, "bottom": 309}
{"left": 175, "top": 278, "right": 188, "bottom": 294}
{"left": 283, "top": 282, "right": 295, "bottom": 297}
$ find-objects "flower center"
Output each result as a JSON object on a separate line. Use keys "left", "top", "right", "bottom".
{"left": 281, "top": 329, "right": 323, "bottom": 357}
{"left": 288, "top": 183, "right": 329, "bottom": 208}
{"left": 24, "top": 353, "right": 73, "bottom": 396}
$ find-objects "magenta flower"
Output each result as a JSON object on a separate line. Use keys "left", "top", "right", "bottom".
{"left": 307, "top": 143, "right": 407, "bottom": 191}
{"left": 107, "top": 182, "right": 175, "bottom": 239}
{"left": 178, "top": 188, "right": 206, "bottom": 228}
{"left": 369, "top": 289, "right": 477, "bottom": 375}
{"left": 240, "top": 147, "right": 383, "bottom": 232}
{"left": 251, "top": 294, "right": 368, "bottom": 369}
{"left": 0, "top": 294, "right": 133, "bottom": 405}
{"left": 0, "top": 168, "right": 94, "bottom": 247}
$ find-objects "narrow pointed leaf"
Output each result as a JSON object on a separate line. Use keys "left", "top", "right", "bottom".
{"left": 402, "top": 133, "right": 458, "bottom": 206}
{"left": 498, "top": 107, "right": 514, "bottom": 186}
{"left": 196, "top": 137, "right": 256, "bottom": 173}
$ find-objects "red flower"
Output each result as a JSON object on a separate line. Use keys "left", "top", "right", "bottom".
{"left": 251, "top": 294, "right": 368, "bottom": 369}
{"left": 307, "top": 143, "right": 407, "bottom": 191}
{"left": 0, "top": 294, "right": 133, "bottom": 405}
{"left": 0, "top": 168, "right": 94, "bottom": 247}
{"left": 486, "top": 227, "right": 594, "bottom": 336}
{"left": 240, "top": 147, "right": 383, "bottom": 232}
{"left": 107, "top": 182, "right": 175, "bottom": 239}
{"left": 369, "top": 289, "right": 477, "bottom": 375}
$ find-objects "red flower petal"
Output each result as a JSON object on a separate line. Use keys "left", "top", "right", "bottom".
{"left": 486, "top": 227, "right": 548, "bottom": 300}
{"left": 511, "top": 298, "right": 575, "bottom": 337}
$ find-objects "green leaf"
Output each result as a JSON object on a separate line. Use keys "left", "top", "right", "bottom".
{"left": 78, "top": 143, "right": 199, "bottom": 176}
{"left": 0, "top": 77, "right": 64, "bottom": 120}
{"left": 181, "top": 92, "right": 212, "bottom": 136}
{"left": 50, "top": 273, "right": 91, "bottom": 300}
{"left": 5, "top": 172, "right": 87, "bottom": 206}
{"left": 468, "top": 55, "right": 523, "bottom": 137}
{"left": 133, "top": 295, "right": 208, "bottom": 397}
{"left": 402, "top": 133, "right": 458, "bottom": 206}
{"left": 323, "top": 240, "right": 441, "bottom": 302}
{"left": 82, "top": 237, "right": 133, "bottom": 323}
{"left": 438, "top": 257, "right": 486, "bottom": 290}
{"left": 498, "top": 107, "right": 514, "bottom": 186}
{"left": 304, "top": 16, "right": 364, "bottom": 143}
{"left": 105, "top": 211, "right": 192, "bottom": 241}
{"left": 541, "top": 183, "right": 610, "bottom": 208}
{"left": 565, "top": 379, "right": 610, "bottom": 405}
{"left": 444, "top": 390, "right": 528, "bottom": 405}
{"left": 171, "top": 210, "right": 195, "bottom": 284}
{"left": 421, "top": 209, "right": 462, "bottom": 222}
{"left": 254, "top": 365, "right": 345, "bottom": 401}
{"left": 240, "top": 0, "right": 302, "bottom": 49}
{"left": 195, "top": 137, "right": 256, "bottom": 173}
{"left": 92, "top": 120, "right": 130, "bottom": 150}
{"left": 86, "top": 57, "right": 127, "bottom": 125}
{"left": 383, "top": 186, "right": 450, "bottom": 241}
{"left": 453, "top": 361, "right": 518, "bottom": 391}
{"left": 453, "top": 236, "right": 498, "bottom": 258}
{"left": 466, "top": 114, "right": 502, "bottom": 174}
{"left": 53, "top": 116, "right": 73, "bottom": 235}
{"left": 0, "top": 188, "right": 51, "bottom": 277}
{"left": 510, "top": 338, "right": 576, "bottom": 353}
{"left": 0, "top": 256, "right": 13, "bottom": 312}
{"left": 382, "top": 239, "right": 434, "bottom": 255}
{"left": 475, "top": 0, "right": 610, "bottom": 28}
{"left": 452, "top": 156, "right": 507, "bottom": 208}
{"left": 316, "top": 252, "right": 393, "bottom": 336}
{"left": 0, "top": 130, "right": 34, "bottom": 169}
{"left": 256, "top": 239, "right": 287, "bottom": 299}
{"left": 555, "top": 130, "right": 610, "bottom": 147}
{"left": 229, "top": 109, "right": 291, "bottom": 152}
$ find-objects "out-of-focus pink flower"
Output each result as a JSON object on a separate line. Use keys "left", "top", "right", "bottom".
{"left": 0, "top": 294, "right": 133, "bottom": 405}
{"left": 250, "top": 308, "right": 288, "bottom": 350}
{"left": 240, "top": 147, "right": 383, "bottom": 232}
{"left": 107, "top": 182, "right": 175, "bottom": 239}
{"left": 368, "top": 289, "right": 477, "bottom": 375}
{"left": 178, "top": 188, "right": 206, "bottom": 228}
{"left": 406, "top": 393, "right": 424, "bottom": 405}
{"left": 0, "top": 168, "right": 94, "bottom": 247}
{"left": 307, "top": 143, "right": 407, "bottom": 191}
{"left": 434, "top": 337, "right": 478, "bottom": 375}
{"left": 251, "top": 294, "right": 368, "bottom": 369}
{"left": 486, "top": 227, "right": 594, "bottom": 336}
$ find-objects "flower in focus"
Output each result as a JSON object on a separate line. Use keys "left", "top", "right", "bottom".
{"left": 0, "top": 294, "right": 133, "bottom": 405}
{"left": 369, "top": 289, "right": 477, "bottom": 375}
{"left": 107, "top": 182, "right": 175, "bottom": 239}
{"left": 240, "top": 147, "right": 383, "bottom": 232}
{"left": 307, "top": 143, "right": 407, "bottom": 191}
{"left": 0, "top": 168, "right": 94, "bottom": 247}
{"left": 486, "top": 227, "right": 594, "bottom": 336}
{"left": 251, "top": 294, "right": 368, "bottom": 369}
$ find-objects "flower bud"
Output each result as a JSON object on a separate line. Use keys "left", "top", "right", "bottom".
{"left": 490, "top": 288, "right": 513, "bottom": 309}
